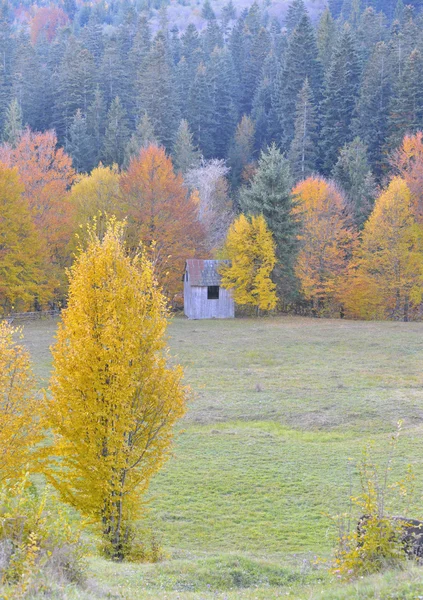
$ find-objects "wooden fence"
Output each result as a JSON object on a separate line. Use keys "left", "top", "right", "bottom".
{"left": 0, "top": 309, "right": 61, "bottom": 323}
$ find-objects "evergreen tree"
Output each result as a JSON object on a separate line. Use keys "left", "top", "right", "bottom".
{"left": 202, "top": 19, "right": 223, "bottom": 57}
{"left": 80, "top": 13, "right": 104, "bottom": 65}
{"left": 272, "top": 14, "right": 322, "bottom": 148}
{"left": 328, "top": 0, "right": 344, "bottom": 18}
{"left": 222, "top": 0, "right": 236, "bottom": 28}
{"left": 228, "top": 115, "right": 255, "bottom": 187}
{"left": 332, "top": 137, "right": 377, "bottom": 227}
{"left": 354, "top": 41, "right": 393, "bottom": 176}
{"left": 172, "top": 119, "right": 201, "bottom": 174}
{"left": 320, "top": 25, "right": 361, "bottom": 173}
{"left": 67, "top": 109, "right": 94, "bottom": 173}
{"left": 388, "top": 48, "right": 423, "bottom": 149}
{"left": 3, "top": 97, "right": 22, "bottom": 146}
{"left": 181, "top": 24, "right": 202, "bottom": 81}
{"left": 124, "top": 112, "right": 157, "bottom": 167}
{"left": 188, "top": 63, "right": 215, "bottom": 158}
{"left": 238, "top": 143, "right": 299, "bottom": 300}
{"left": 102, "top": 97, "right": 130, "bottom": 167}
{"left": 140, "top": 32, "right": 179, "bottom": 149}
{"left": 289, "top": 78, "right": 318, "bottom": 181}
{"left": 208, "top": 47, "right": 238, "bottom": 158}
{"left": 87, "top": 87, "right": 106, "bottom": 166}
{"left": 251, "top": 51, "right": 280, "bottom": 149}
{"left": 202, "top": 0, "right": 216, "bottom": 21}
{"left": 285, "top": 0, "right": 306, "bottom": 34}
{"left": 56, "top": 38, "right": 96, "bottom": 143}
{"left": 317, "top": 8, "right": 336, "bottom": 71}
{"left": 100, "top": 36, "right": 130, "bottom": 111}
{"left": 356, "top": 8, "right": 387, "bottom": 63}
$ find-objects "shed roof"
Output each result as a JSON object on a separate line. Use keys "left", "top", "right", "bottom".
{"left": 185, "top": 259, "right": 229, "bottom": 286}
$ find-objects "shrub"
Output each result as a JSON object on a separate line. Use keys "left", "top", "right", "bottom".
{"left": 332, "top": 425, "right": 415, "bottom": 580}
{"left": 0, "top": 475, "right": 86, "bottom": 598}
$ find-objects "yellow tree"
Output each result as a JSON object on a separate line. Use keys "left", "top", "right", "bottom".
{"left": 220, "top": 214, "right": 278, "bottom": 312}
{"left": 46, "top": 220, "right": 187, "bottom": 560}
{"left": 293, "top": 177, "right": 357, "bottom": 315}
{"left": 0, "top": 321, "right": 43, "bottom": 482}
{"left": 0, "top": 164, "right": 51, "bottom": 313}
{"left": 343, "top": 178, "right": 423, "bottom": 321}
{"left": 69, "top": 164, "right": 122, "bottom": 241}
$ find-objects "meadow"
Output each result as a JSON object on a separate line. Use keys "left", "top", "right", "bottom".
{"left": 18, "top": 315, "right": 423, "bottom": 598}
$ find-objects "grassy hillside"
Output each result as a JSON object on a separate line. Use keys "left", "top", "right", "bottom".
{"left": 18, "top": 315, "right": 423, "bottom": 598}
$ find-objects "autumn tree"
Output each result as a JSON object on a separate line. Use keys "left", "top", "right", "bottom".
{"left": 0, "top": 164, "right": 51, "bottom": 313}
{"left": 0, "top": 321, "right": 43, "bottom": 482}
{"left": 390, "top": 132, "right": 423, "bottom": 222}
{"left": 120, "top": 145, "right": 205, "bottom": 300}
{"left": 343, "top": 178, "right": 423, "bottom": 321}
{"left": 47, "top": 220, "right": 187, "bottom": 560}
{"left": 293, "top": 177, "right": 357, "bottom": 315}
{"left": 69, "top": 164, "right": 122, "bottom": 241}
{"left": 220, "top": 214, "right": 278, "bottom": 312}
{"left": 0, "top": 129, "right": 75, "bottom": 298}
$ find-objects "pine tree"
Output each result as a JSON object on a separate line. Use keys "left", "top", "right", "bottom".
{"left": 332, "top": 137, "right": 377, "bottom": 227}
{"left": 47, "top": 220, "right": 187, "bottom": 560}
{"left": 317, "top": 8, "right": 336, "bottom": 72}
{"left": 124, "top": 112, "right": 157, "bottom": 167}
{"left": 100, "top": 36, "right": 130, "bottom": 112}
{"left": 188, "top": 62, "right": 215, "bottom": 158}
{"left": 272, "top": 14, "right": 322, "bottom": 148}
{"left": 172, "top": 119, "right": 201, "bottom": 174}
{"left": 202, "top": 0, "right": 216, "bottom": 21}
{"left": 320, "top": 25, "right": 361, "bottom": 173}
{"left": 286, "top": 0, "right": 306, "bottom": 34}
{"left": 353, "top": 41, "right": 393, "bottom": 176}
{"left": 87, "top": 87, "right": 106, "bottom": 166}
{"left": 140, "top": 32, "right": 179, "bottom": 149}
{"left": 220, "top": 214, "right": 278, "bottom": 312}
{"left": 251, "top": 51, "right": 279, "bottom": 149}
{"left": 102, "top": 97, "right": 130, "bottom": 167}
{"left": 3, "top": 98, "right": 22, "bottom": 146}
{"left": 56, "top": 38, "right": 96, "bottom": 144}
{"left": 289, "top": 78, "right": 318, "bottom": 181}
{"left": 208, "top": 47, "right": 239, "bottom": 158}
{"left": 388, "top": 48, "right": 423, "bottom": 150}
{"left": 238, "top": 143, "right": 298, "bottom": 300}
{"left": 67, "top": 109, "right": 94, "bottom": 173}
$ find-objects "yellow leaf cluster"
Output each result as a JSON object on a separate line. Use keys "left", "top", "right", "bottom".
{"left": 343, "top": 178, "right": 423, "bottom": 320}
{"left": 220, "top": 214, "right": 278, "bottom": 311}
{"left": 46, "top": 220, "right": 187, "bottom": 558}
{"left": 0, "top": 321, "right": 43, "bottom": 482}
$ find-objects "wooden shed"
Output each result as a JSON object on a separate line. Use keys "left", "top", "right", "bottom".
{"left": 183, "top": 259, "right": 234, "bottom": 320}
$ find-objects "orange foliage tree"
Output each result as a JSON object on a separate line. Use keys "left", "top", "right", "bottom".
{"left": 120, "top": 145, "right": 205, "bottom": 299}
{"left": 343, "top": 178, "right": 423, "bottom": 321}
{"left": 390, "top": 131, "right": 423, "bottom": 223}
{"left": 31, "top": 7, "right": 68, "bottom": 44}
{"left": 293, "top": 177, "right": 357, "bottom": 315}
{"left": 0, "top": 130, "right": 75, "bottom": 299}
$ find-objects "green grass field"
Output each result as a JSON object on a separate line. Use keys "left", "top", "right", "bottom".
{"left": 18, "top": 315, "right": 423, "bottom": 598}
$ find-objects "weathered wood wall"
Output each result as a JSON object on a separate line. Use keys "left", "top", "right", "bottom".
{"left": 184, "top": 282, "right": 234, "bottom": 319}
